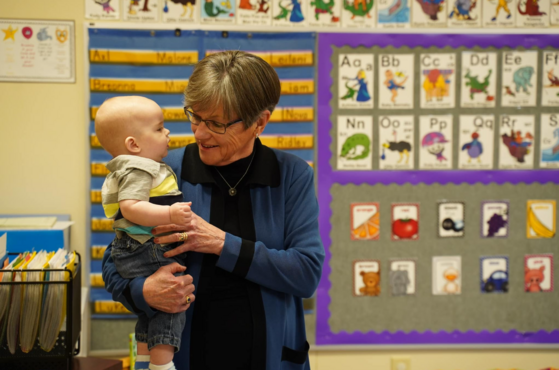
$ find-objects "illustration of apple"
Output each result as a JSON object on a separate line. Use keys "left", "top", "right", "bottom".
{"left": 392, "top": 218, "right": 418, "bottom": 239}
{"left": 22, "top": 27, "right": 33, "bottom": 39}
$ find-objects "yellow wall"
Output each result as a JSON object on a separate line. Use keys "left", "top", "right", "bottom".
{"left": 1, "top": 1, "right": 558, "bottom": 367}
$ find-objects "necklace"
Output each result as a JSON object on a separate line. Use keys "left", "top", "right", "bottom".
{"left": 214, "top": 151, "right": 256, "bottom": 196}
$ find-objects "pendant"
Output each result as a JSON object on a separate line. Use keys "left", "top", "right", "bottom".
{"left": 228, "top": 188, "right": 237, "bottom": 196}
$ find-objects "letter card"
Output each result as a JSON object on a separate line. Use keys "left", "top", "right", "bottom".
{"left": 501, "top": 51, "right": 538, "bottom": 107}
{"left": 377, "top": 0, "right": 411, "bottom": 28}
{"left": 499, "top": 115, "right": 535, "bottom": 169}
{"left": 438, "top": 201, "right": 465, "bottom": 238}
{"left": 419, "top": 53, "right": 456, "bottom": 109}
{"left": 389, "top": 259, "right": 416, "bottom": 296}
{"left": 162, "top": 0, "right": 199, "bottom": 23}
{"left": 552, "top": 1, "right": 559, "bottom": 25}
{"left": 237, "top": 0, "right": 272, "bottom": 25}
{"left": 307, "top": 0, "right": 342, "bottom": 27}
{"left": 391, "top": 203, "right": 419, "bottom": 240}
{"left": 432, "top": 256, "right": 461, "bottom": 295}
{"left": 540, "top": 114, "right": 559, "bottom": 168}
{"left": 378, "top": 54, "right": 414, "bottom": 109}
{"left": 480, "top": 256, "right": 509, "bottom": 293}
{"left": 460, "top": 52, "right": 497, "bottom": 108}
{"left": 338, "top": 54, "right": 374, "bottom": 109}
{"left": 354, "top": 260, "right": 381, "bottom": 296}
{"left": 341, "top": 0, "right": 376, "bottom": 28}
{"left": 447, "top": 0, "right": 481, "bottom": 27}
{"left": 201, "top": 0, "right": 236, "bottom": 23}
{"left": 482, "top": 0, "right": 515, "bottom": 27}
{"left": 419, "top": 115, "right": 453, "bottom": 169}
{"left": 337, "top": 115, "right": 373, "bottom": 170}
{"left": 412, "top": 0, "right": 447, "bottom": 27}
{"left": 350, "top": 202, "right": 380, "bottom": 240}
{"left": 542, "top": 51, "right": 559, "bottom": 107}
{"left": 123, "top": 0, "right": 159, "bottom": 21}
{"left": 86, "top": 0, "right": 120, "bottom": 19}
{"left": 516, "top": 0, "right": 550, "bottom": 27}
{"left": 481, "top": 201, "right": 509, "bottom": 238}
{"left": 378, "top": 115, "right": 414, "bottom": 170}
{"left": 524, "top": 254, "right": 553, "bottom": 293}
{"left": 271, "top": 0, "right": 308, "bottom": 26}
{"left": 527, "top": 200, "right": 556, "bottom": 239}
{"left": 458, "top": 115, "right": 495, "bottom": 170}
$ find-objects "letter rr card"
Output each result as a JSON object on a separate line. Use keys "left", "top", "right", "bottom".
{"left": 499, "top": 115, "right": 535, "bottom": 169}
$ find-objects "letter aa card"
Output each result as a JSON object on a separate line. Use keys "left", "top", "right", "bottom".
{"left": 499, "top": 115, "right": 535, "bottom": 169}
{"left": 527, "top": 200, "right": 556, "bottom": 239}
{"left": 412, "top": 0, "right": 447, "bottom": 27}
{"left": 419, "top": 115, "right": 453, "bottom": 169}
{"left": 201, "top": 0, "right": 236, "bottom": 23}
{"left": 419, "top": 53, "right": 456, "bottom": 109}
{"left": 480, "top": 256, "right": 509, "bottom": 293}
{"left": 432, "top": 256, "right": 461, "bottom": 295}
{"left": 389, "top": 259, "right": 416, "bottom": 296}
{"left": 460, "top": 52, "right": 497, "bottom": 108}
{"left": 447, "top": 0, "right": 481, "bottom": 27}
{"left": 501, "top": 51, "right": 538, "bottom": 107}
{"left": 525, "top": 254, "right": 553, "bottom": 293}
{"left": 481, "top": 201, "right": 509, "bottom": 238}
{"left": 482, "top": 0, "right": 515, "bottom": 27}
{"left": 123, "top": 0, "right": 159, "bottom": 21}
{"left": 354, "top": 260, "right": 381, "bottom": 297}
{"left": 378, "top": 54, "right": 414, "bottom": 109}
{"left": 458, "top": 115, "right": 495, "bottom": 170}
{"left": 438, "top": 202, "right": 465, "bottom": 238}
{"left": 237, "top": 0, "right": 272, "bottom": 25}
{"left": 391, "top": 203, "right": 419, "bottom": 240}
{"left": 377, "top": 0, "right": 411, "bottom": 28}
{"left": 378, "top": 115, "right": 414, "bottom": 170}
{"left": 350, "top": 202, "right": 380, "bottom": 240}
{"left": 307, "top": 0, "right": 342, "bottom": 27}
{"left": 162, "top": 0, "right": 199, "bottom": 22}
{"left": 341, "top": 0, "right": 376, "bottom": 28}
{"left": 337, "top": 116, "right": 373, "bottom": 170}
{"left": 86, "top": 0, "right": 120, "bottom": 19}
{"left": 338, "top": 54, "right": 374, "bottom": 109}
{"left": 272, "top": 0, "right": 308, "bottom": 26}
{"left": 542, "top": 51, "right": 559, "bottom": 107}
{"left": 540, "top": 114, "right": 559, "bottom": 168}
{"left": 516, "top": 0, "right": 550, "bottom": 27}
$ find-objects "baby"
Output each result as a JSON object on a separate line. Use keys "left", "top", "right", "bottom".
{"left": 95, "top": 96, "right": 190, "bottom": 370}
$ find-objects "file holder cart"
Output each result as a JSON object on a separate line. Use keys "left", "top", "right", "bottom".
{"left": 0, "top": 252, "right": 81, "bottom": 370}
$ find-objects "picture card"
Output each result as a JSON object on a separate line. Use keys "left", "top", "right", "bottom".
{"left": 236, "top": 0, "right": 272, "bottom": 25}
{"left": 391, "top": 203, "right": 419, "bottom": 240}
{"left": 350, "top": 202, "right": 380, "bottom": 240}
{"left": 389, "top": 259, "right": 416, "bottom": 296}
{"left": 162, "top": 0, "right": 199, "bottom": 23}
{"left": 447, "top": 0, "right": 481, "bottom": 27}
{"left": 86, "top": 0, "right": 120, "bottom": 19}
{"left": 482, "top": 0, "right": 515, "bottom": 27}
{"left": 527, "top": 200, "right": 556, "bottom": 239}
{"left": 271, "top": 0, "right": 308, "bottom": 27}
{"left": 419, "top": 115, "right": 453, "bottom": 169}
{"left": 337, "top": 115, "right": 373, "bottom": 170}
{"left": 377, "top": 0, "right": 411, "bottom": 28}
{"left": 501, "top": 51, "right": 538, "bottom": 107}
{"left": 307, "top": 0, "right": 342, "bottom": 27}
{"left": 541, "top": 51, "right": 559, "bottom": 107}
{"left": 481, "top": 201, "right": 509, "bottom": 238}
{"left": 412, "top": 0, "right": 447, "bottom": 27}
{"left": 438, "top": 201, "right": 465, "bottom": 238}
{"left": 498, "top": 115, "right": 535, "bottom": 170}
{"left": 540, "top": 113, "right": 559, "bottom": 168}
{"left": 341, "top": 0, "right": 375, "bottom": 28}
{"left": 458, "top": 115, "right": 495, "bottom": 170}
{"left": 525, "top": 254, "right": 553, "bottom": 293}
{"left": 516, "top": 0, "right": 550, "bottom": 27}
{"left": 200, "top": 0, "right": 236, "bottom": 23}
{"left": 480, "top": 256, "right": 509, "bottom": 293}
{"left": 354, "top": 260, "right": 381, "bottom": 297}
{"left": 432, "top": 255, "right": 461, "bottom": 295}
{"left": 419, "top": 53, "right": 456, "bottom": 109}
{"left": 123, "top": 0, "right": 159, "bottom": 21}
{"left": 378, "top": 115, "right": 415, "bottom": 170}
{"left": 378, "top": 54, "right": 414, "bottom": 109}
{"left": 460, "top": 51, "right": 497, "bottom": 108}
{"left": 338, "top": 54, "right": 374, "bottom": 109}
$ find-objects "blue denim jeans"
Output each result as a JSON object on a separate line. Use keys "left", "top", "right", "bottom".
{"left": 111, "top": 233, "right": 186, "bottom": 351}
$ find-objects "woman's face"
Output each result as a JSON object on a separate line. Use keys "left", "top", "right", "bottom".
{"left": 191, "top": 105, "right": 257, "bottom": 166}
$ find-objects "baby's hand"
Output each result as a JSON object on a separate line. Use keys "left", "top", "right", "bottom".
{"left": 169, "top": 202, "right": 192, "bottom": 226}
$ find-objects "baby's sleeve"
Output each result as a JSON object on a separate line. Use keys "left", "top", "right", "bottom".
{"left": 117, "top": 169, "right": 154, "bottom": 202}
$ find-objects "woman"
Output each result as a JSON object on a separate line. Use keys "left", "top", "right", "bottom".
{"left": 102, "top": 50, "right": 324, "bottom": 370}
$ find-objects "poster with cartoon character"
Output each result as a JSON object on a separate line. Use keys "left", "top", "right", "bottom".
{"left": 86, "top": 0, "right": 121, "bottom": 19}
{"left": 353, "top": 260, "right": 381, "bottom": 296}
{"left": 378, "top": 54, "right": 414, "bottom": 109}
{"left": 482, "top": 0, "right": 515, "bottom": 27}
{"left": 542, "top": 51, "right": 559, "bottom": 107}
{"left": 524, "top": 254, "right": 553, "bottom": 292}
{"left": 419, "top": 53, "right": 456, "bottom": 109}
{"left": 161, "top": 0, "right": 198, "bottom": 22}
{"left": 389, "top": 259, "right": 416, "bottom": 295}
{"left": 501, "top": 51, "right": 538, "bottom": 107}
{"left": 350, "top": 202, "right": 380, "bottom": 240}
{"left": 540, "top": 114, "right": 559, "bottom": 168}
{"left": 447, "top": 0, "right": 481, "bottom": 27}
{"left": 272, "top": 0, "right": 307, "bottom": 26}
{"left": 378, "top": 115, "right": 414, "bottom": 170}
{"left": 460, "top": 52, "right": 497, "bottom": 108}
{"left": 337, "top": 115, "right": 373, "bottom": 170}
{"left": 458, "top": 115, "right": 495, "bottom": 170}
{"left": 123, "top": 0, "right": 159, "bottom": 21}
{"left": 377, "top": 0, "right": 411, "bottom": 28}
{"left": 419, "top": 115, "right": 453, "bottom": 169}
{"left": 236, "top": 0, "right": 272, "bottom": 24}
{"left": 200, "top": 0, "right": 236, "bottom": 22}
{"left": 480, "top": 256, "right": 509, "bottom": 293}
{"left": 527, "top": 200, "right": 556, "bottom": 239}
{"left": 341, "top": 0, "right": 376, "bottom": 27}
{"left": 516, "top": 0, "right": 550, "bottom": 27}
{"left": 338, "top": 54, "right": 374, "bottom": 109}
{"left": 307, "top": 0, "right": 342, "bottom": 27}
{"left": 438, "top": 202, "right": 465, "bottom": 238}
{"left": 552, "top": 0, "right": 559, "bottom": 24}
{"left": 412, "top": 0, "right": 447, "bottom": 27}
{"left": 499, "top": 115, "right": 535, "bottom": 169}
{"left": 391, "top": 203, "right": 419, "bottom": 240}
{"left": 481, "top": 201, "right": 509, "bottom": 238}
{"left": 432, "top": 256, "right": 461, "bottom": 295}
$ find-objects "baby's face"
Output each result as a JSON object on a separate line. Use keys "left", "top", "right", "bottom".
{"left": 135, "top": 105, "right": 169, "bottom": 162}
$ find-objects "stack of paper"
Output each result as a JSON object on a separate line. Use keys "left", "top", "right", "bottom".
{"left": 0, "top": 217, "right": 57, "bottom": 229}
{"left": 0, "top": 254, "right": 24, "bottom": 347}
{"left": 6, "top": 252, "right": 34, "bottom": 354}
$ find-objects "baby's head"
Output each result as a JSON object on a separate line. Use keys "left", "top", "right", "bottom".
{"left": 95, "top": 96, "right": 170, "bottom": 162}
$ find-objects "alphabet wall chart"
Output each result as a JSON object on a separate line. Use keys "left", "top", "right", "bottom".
{"left": 316, "top": 33, "right": 559, "bottom": 345}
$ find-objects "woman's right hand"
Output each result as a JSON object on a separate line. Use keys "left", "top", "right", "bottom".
{"left": 142, "top": 263, "right": 196, "bottom": 313}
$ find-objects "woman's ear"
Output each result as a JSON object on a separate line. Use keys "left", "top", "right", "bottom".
{"left": 124, "top": 136, "right": 141, "bottom": 154}
{"left": 254, "top": 110, "right": 271, "bottom": 137}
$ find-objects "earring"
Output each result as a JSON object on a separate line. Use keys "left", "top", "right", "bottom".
{"left": 256, "top": 133, "right": 259, "bottom": 138}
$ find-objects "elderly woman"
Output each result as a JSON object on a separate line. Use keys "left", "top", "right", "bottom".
{"left": 102, "top": 50, "right": 324, "bottom": 370}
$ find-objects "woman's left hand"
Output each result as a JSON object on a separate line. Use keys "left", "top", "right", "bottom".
{"left": 152, "top": 211, "right": 226, "bottom": 258}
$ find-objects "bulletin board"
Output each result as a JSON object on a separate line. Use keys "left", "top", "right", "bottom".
{"left": 316, "top": 33, "right": 559, "bottom": 346}
{"left": 87, "top": 28, "right": 316, "bottom": 318}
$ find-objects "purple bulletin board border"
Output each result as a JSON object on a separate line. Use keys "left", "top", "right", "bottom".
{"left": 316, "top": 33, "right": 559, "bottom": 346}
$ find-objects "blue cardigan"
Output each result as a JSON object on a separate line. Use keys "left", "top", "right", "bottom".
{"left": 102, "top": 143, "right": 324, "bottom": 370}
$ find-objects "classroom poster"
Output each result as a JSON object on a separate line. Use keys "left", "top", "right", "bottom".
{"left": 338, "top": 53, "right": 374, "bottom": 109}
{"left": 458, "top": 115, "right": 495, "bottom": 170}
{"left": 378, "top": 53, "right": 414, "bottom": 109}
{"left": 86, "top": 0, "right": 121, "bottom": 19}
{"left": 516, "top": 0, "right": 550, "bottom": 27}
{"left": 237, "top": 0, "right": 272, "bottom": 25}
{"left": 341, "top": 0, "right": 375, "bottom": 28}
{"left": 200, "top": 0, "right": 236, "bottom": 23}
{"left": 272, "top": 0, "right": 308, "bottom": 26}
{"left": 419, "top": 53, "right": 456, "bottom": 109}
{"left": 378, "top": 115, "right": 414, "bottom": 170}
{"left": 482, "top": 0, "right": 515, "bottom": 27}
{"left": 337, "top": 115, "right": 373, "bottom": 170}
{"left": 377, "top": 0, "right": 411, "bottom": 28}
{"left": 123, "top": 0, "right": 160, "bottom": 21}
{"left": 460, "top": 51, "right": 497, "bottom": 108}
{"left": 499, "top": 115, "right": 535, "bottom": 169}
{"left": 542, "top": 51, "right": 559, "bottom": 107}
{"left": 412, "top": 0, "right": 447, "bottom": 27}
{"left": 540, "top": 113, "right": 559, "bottom": 168}
{"left": 162, "top": 0, "right": 199, "bottom": 23}
{"left": 501, "top": 50, "right": 538, "bottom": 107}
{"left": 419, "top": 115, "right": 453, "bottom": 169}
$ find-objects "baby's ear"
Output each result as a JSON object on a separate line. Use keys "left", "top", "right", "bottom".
{"left": 125, "top": 136, "right": 141, "bottom": 154}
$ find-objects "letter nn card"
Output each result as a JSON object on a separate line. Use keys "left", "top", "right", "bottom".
{"left": 351, "top": 203, "right": 380, "bottom": 240}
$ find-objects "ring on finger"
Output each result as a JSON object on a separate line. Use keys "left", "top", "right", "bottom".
{"left": 186, "top": 295, "right": 191, "bottom": 304}
{"left": 178, "top": 232, "right": 188, "bottom": 242}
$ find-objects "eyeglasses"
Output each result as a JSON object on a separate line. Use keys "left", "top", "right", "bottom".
{"left": 184, "top": 108, "right": 243, "bottom": 134}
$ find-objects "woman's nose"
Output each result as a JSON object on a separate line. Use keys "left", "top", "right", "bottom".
{"left": 193, "top": 122, "right": 211, "bottom": 139}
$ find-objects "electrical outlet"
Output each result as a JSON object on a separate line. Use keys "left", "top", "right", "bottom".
{"left": 391, "top": 356, "right": 411, "bottom": 370}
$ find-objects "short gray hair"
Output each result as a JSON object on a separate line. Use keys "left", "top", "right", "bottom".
{"left": 184, "top": 50, "right": 281, "bottom": 129}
